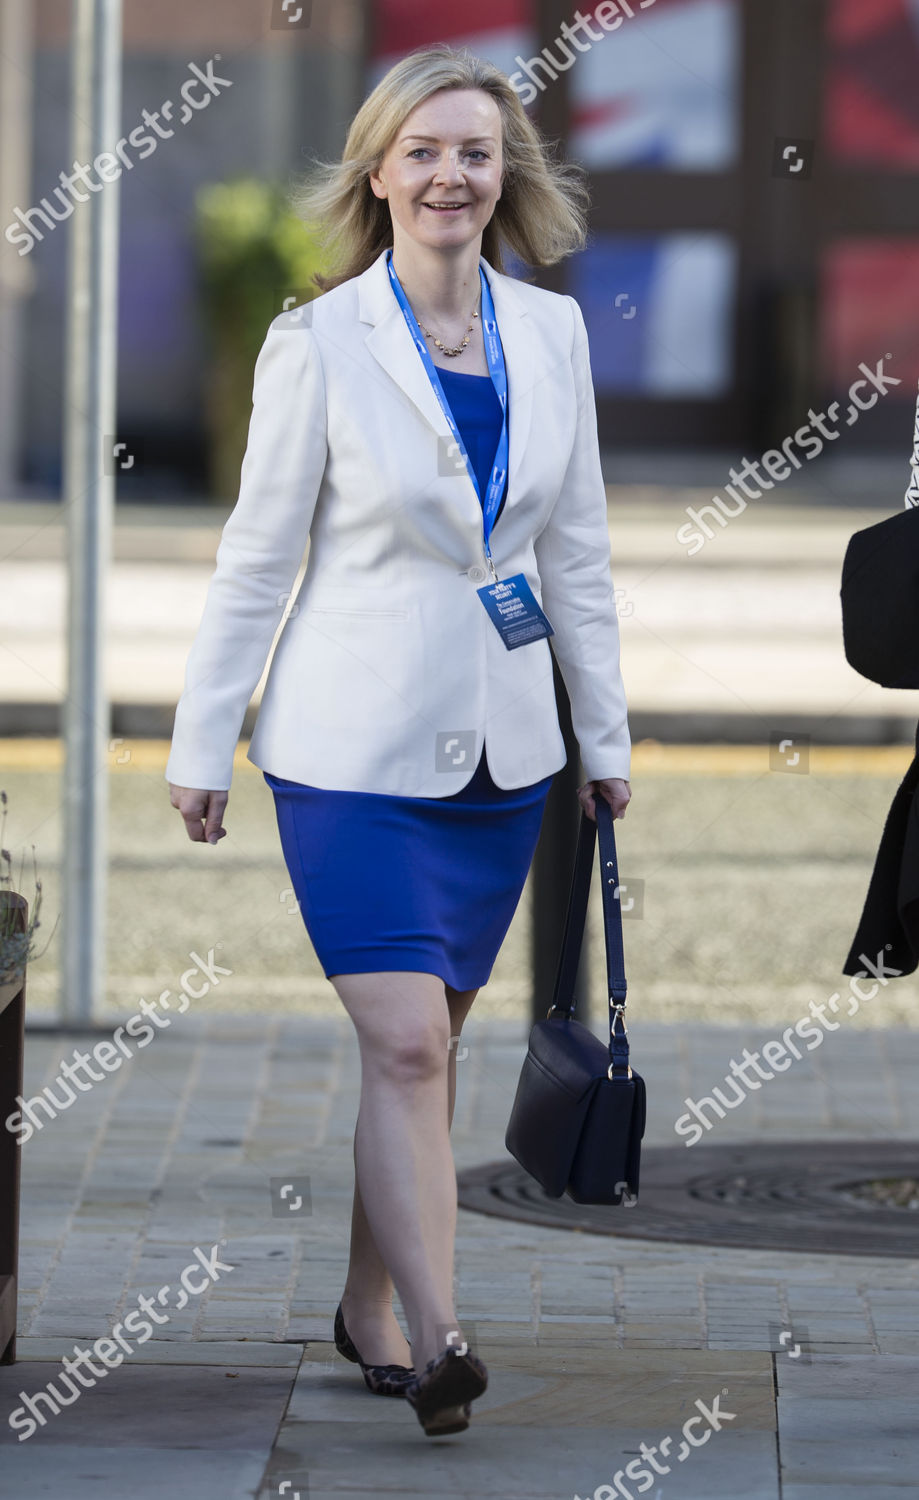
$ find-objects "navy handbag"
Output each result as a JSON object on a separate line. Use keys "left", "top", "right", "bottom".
{"left": 505, "top": 794, "right": 645, "bottom": 1205}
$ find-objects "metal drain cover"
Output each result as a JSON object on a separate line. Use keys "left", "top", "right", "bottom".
{"left": 457, "top": 1141, "right": 919, "bottom": 1258}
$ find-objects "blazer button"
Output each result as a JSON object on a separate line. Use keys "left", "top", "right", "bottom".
{"left": 467, "top": 565, "right": 486, "bottom": 583}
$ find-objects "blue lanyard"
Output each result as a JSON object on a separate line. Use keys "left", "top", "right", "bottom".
{"left": 386, "top": 248, "right": 508, "bottom": 583}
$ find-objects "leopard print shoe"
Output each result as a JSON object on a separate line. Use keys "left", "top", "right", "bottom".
{"left": 333, "top": 1302, "right": 416, "bottom": 1397}
{"left": 405, "top": 1346, "right": 488, "bottom": 1436}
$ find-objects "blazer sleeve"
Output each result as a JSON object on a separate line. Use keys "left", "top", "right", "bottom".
{"left": 164, "top": 320, "right": 328, "bottom": 791}
{"left": 532, "top": 295, "right": 631, "bottom": 783}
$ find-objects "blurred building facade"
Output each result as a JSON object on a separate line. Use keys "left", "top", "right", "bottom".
{"left": 1, "top": 0, "right": 918, "bottom": 496}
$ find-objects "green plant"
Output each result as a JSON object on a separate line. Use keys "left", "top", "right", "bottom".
{"left": 194, "top": 178, "right": 328, "bottom": 501}
{"left": 0, "top": 790, "right": 57, "bottom": 987}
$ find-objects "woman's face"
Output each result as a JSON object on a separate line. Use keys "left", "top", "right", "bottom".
{"left": 370, "top": 88, "right": 504, "bottom": 256}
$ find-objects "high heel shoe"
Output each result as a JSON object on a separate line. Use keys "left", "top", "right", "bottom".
{"left": 405, "top": 1345, "right": 488, "bottom": 1436}
{"left": 333, "top": 1302, "right": 416, "bottom": 1398}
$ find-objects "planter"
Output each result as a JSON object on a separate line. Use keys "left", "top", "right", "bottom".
{"left": 0, "top": 891, "right": 29, "bottom": 1006}
{"left": 0, "top": 890, "right": 26, "bottom": 1363}
{"left": 0, "top": 974, "right": 24, "bottom": 1008}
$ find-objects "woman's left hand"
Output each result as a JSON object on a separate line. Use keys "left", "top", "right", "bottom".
{"left": 577, "top": 777, "right": 631, "bottom": 822}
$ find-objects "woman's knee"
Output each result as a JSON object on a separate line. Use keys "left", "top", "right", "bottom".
{"left": 376, "top": 1020, "right": 452, "bottom": 1084}
{"left": 333, "top": 972, "right": 452, "bottom": 1083}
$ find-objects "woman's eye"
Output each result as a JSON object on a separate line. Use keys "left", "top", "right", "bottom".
{"left": 407, "top": 148, "right": 489, "bottom": 161}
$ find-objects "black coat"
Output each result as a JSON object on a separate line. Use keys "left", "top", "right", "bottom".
{"left": 840, "top": 506, "right": 919, "bottom": 977}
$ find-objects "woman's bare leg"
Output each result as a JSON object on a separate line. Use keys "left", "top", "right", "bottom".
{"left": 342, "top": 978, "right": 479, "bottom": 1361}
{"left": 340, "top": 1152, "right": 413, "bottom": 1367}
{"left": 445, "top": 982, "right": 479, "bottom": 1126}
{"left": 334, "top": 970, "right": 479, "bottom": 1372}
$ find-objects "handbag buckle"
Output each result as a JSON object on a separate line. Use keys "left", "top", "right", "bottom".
{"left": 609, "top": 1001, "right": 631, "bottom": 1079}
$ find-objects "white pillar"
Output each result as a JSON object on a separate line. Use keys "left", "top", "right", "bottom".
{"left": 0, "top": 0, "right": 34, "bottom": 494}
{"left": 60, "top": 0, "right": 123, "bottom": 1021}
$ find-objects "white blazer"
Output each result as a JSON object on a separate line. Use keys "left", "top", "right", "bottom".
{"left": 164, "top": 245, "right": 631, "bottom": 797}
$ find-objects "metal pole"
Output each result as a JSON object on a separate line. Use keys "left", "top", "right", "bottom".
{"left": 60, "top": 0, "right": 122, "bottom": 1022}
{"left": 0, "top": 0, "right": 34, "bottom": 493}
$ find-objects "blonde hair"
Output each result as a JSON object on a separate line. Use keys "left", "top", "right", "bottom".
{"left": 291, "top": 43, "right": 590, "bottom": 292}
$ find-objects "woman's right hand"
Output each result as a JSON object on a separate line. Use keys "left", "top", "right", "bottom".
{"left": 168, "top": 785, "right": 228, "bottom": 845}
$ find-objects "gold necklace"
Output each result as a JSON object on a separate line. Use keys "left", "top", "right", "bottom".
{"left": 414, "top": 292, "right": 481, "bottom": 358}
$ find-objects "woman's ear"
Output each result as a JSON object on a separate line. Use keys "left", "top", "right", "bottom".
{"left": 368, "top": 156, "right": 389, "bottom": 200}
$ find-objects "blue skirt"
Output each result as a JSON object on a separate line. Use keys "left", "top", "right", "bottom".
{"left": 263, "top": 745, "right": 555, "bottom": 990}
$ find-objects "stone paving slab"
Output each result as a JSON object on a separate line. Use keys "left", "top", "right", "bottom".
{"left": 0, "top": 1360, "right": 296, "bottom": 1448}
{"left": 778, "top": 1438, "right": 919, "bottom": 1490}
{"left": 0, "top": 1445, "right": 270, "bottom": 1499}
{"left": 294, "top": 1344, "right": 774, "bottom": 1427}
{"left": 777, "top": 1355, "right": 919, "bottom": 1495}
{"left": 15, "top": 1337, "right": 301, "bottom": 1365}
{"left": 263, "top": 1428, "right": 782, "bottom": 1500}
{"left": 0, "top": 1360, "right": 297, "bottom": 1498}
{"left": 782, "top": 1489, "right": 919, "bottom": 1499}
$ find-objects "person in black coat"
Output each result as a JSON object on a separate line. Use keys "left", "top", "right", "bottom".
{"left": 840, "top": 504, "right": 919, "bottom": 978}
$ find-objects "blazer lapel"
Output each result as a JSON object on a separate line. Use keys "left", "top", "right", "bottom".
{"left": 358, "top": 247, "right": 536, "bottom": 518}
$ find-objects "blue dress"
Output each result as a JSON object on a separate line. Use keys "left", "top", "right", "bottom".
{"left": 263, "top": 367, "right": 556, "bottom": 989}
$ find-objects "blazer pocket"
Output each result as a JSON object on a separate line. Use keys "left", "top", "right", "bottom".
{"left": 299, "top": 605, "right": 416, "bottom": 728}
{"left": 308, "top": 606, "right": 409, "bottom": 619}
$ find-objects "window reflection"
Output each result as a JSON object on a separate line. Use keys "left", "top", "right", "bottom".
{"left": 568, "top": 233, "right": 737, "bottom": 396}
{"left": 820, "top": 239, "right": 919, "bottom": 390}
{"left": 824, "top": 0, "right": 919, "bottom": 169}
{"left": 568, "top": 0, "right": 740, "bottom": 171}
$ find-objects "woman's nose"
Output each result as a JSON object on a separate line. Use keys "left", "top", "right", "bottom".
{"left": 432, "top": 150, "right": 465, "bottom": 184}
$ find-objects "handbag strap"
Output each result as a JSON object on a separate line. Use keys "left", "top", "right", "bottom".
{"left": 547, "top": 796, "right": 631, "bottom": 1078}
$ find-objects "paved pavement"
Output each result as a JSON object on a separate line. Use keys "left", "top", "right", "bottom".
{"left": 1, "top": 1014, "right": 918, "bottom": 1497}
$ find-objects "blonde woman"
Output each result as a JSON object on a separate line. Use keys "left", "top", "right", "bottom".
{"left": 166, "top": 43, "right": 631, "bottom": 1438}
